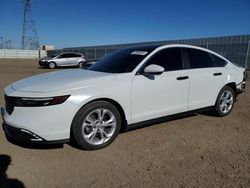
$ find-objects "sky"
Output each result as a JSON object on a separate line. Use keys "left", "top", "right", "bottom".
{"left": 0, "top": 0, "right": 249, "bottom": 49}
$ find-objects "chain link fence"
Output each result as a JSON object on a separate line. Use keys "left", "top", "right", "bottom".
{"left": 47, "top": 35, "right": 250, "bottom": 69}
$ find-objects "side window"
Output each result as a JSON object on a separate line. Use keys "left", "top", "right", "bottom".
{"left": 67, "top": 53, "right": 75, "bottom": 58}
{"left": 75, "top": 54, "right": 82, "bottom": 57}
{"left": 210, "top": 54, "right": 227, "bottom": 67}
{"left": 146, "top": 48, "right": 183, "bottom": 71}
{"left": 70, "top": 53, "right": 80, "bottom": 58}
{"left": 61, "top": 53, "right": 78, "bottom": 58}
{"left": 60, "top": 54, "right": 68, "bottom": 58}
{"left": 187, "top": 48, "right": 215, "bottom": 68}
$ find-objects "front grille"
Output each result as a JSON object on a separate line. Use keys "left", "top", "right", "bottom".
{"left": 39, "top": 60, "right": 47, "bottom": 66}
{"left": 5, "top": 95, "right": 22, "bottom": 115}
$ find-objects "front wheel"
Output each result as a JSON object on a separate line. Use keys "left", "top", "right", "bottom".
{"left": 215, "top": 86, "right": 235, "bottom": 117}
{"left": 48, "top": 62, "right": 56, "bottom": 69}
{"left": 71, "top": 101, "right": 121, "bottom": 150}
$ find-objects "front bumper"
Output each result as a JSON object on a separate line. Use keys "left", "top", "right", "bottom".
{"left": 237, "top": 71, "right": 247, "bottom": 94}
{"left": 237, "top": 82, "right": 246, "bottom": 94}
{"left": 1, "top": 107, "right": 69, "bottom": 144}
{"left": 39, "top": 60, "right": 49, "bottom": 67}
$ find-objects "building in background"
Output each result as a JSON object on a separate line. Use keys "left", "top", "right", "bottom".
{"left": 41, "top": 45, "right": 55, "bottom": 51}
{"left": 47, "top": 34, "right": 250, "bottom": 69}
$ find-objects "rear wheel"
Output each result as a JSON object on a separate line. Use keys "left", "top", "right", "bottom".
{"left": 71, "top": 101, "right": 121, "bottom": 150}
{"left": 215, "top": 86, "right": 235, "bottom": 117}
{"left": 78, "top": 61, "right": 84, "bottom": 68}
{"left": 48, "top": 62, "right": 56, "bottom": 69}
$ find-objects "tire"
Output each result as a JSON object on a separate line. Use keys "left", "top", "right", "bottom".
{"left": 71, "top": 101, "right": 122, "bottom": 150}
{"left": 48, "top": 62, "right": 56, "bottom": 69}
{"left": 78, "top": 61, "right": 84, "bottom": 68}
{"left": 214, "top": 86, "right": 235, "bottom": 117}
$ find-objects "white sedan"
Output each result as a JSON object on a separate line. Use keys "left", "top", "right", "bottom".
{"left": 1, "top": 44, "right": 246, "bottom": 150}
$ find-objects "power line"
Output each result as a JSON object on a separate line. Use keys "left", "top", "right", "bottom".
{"left": 21, "top": 0, "right": 39, "bottom": 50}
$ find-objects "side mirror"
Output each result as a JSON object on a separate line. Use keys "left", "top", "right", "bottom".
{"left": 143, "top": 64, "right": 165, "bottom": 75}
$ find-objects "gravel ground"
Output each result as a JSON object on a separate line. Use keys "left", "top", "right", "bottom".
{"left": 0, "top": 59, "right": 249, "bottom": 188}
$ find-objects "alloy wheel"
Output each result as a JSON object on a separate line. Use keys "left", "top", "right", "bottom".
{"left": 219, "top": 90, "right": 234, "bottom": 114}
{"left": 82, "top": 108, "right": 116, "bottom": 145}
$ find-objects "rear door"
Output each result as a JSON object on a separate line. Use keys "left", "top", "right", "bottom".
{"left": 131, "top": 47, "right": 189, "bottom": 123}
{"left": 64, "top": 53, "right": 79, "bottom": 65}
{"left": 69, "top": 53, "right": 82, "bottom": 66}
{"left": 185, "top": 48, "right": 228, "bottom": 110}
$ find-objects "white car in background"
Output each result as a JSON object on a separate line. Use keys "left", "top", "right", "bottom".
{"left": 39, "top": 52, "right": 87, "bottom": 69}
{"left": 1, "top": 44, "right": 246, "bottom": 150}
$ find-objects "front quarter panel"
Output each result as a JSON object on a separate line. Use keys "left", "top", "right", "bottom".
{"left": 69, "top": 73, "right": 133, "bottom": 124}
{"left": 3, "top": 73, "right": 133, "bottom": 141}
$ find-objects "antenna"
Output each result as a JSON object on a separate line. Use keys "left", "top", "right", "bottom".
{"left": 21, "top": 0, "right": 39, "bottom": 49}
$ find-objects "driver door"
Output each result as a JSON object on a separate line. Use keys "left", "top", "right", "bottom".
{"left": 56, "top": 54, "right": 66, "bottom": 66}
{"left": 131, "top": 48, "right": 189, "bottom": 123}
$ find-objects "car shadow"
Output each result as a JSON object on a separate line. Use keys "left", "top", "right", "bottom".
{"left": 37, "top": 66, "right": 77, "bottom": 70}
{"left": 3, "top": 108, "right": 215, "bottom": 151}
{"left": 123, "top": 106, "right": 217, "bottom": 133}
{"left": 67, "top": 113, "right": 198, "bottom": 151}
{"left": 67, "top": 140, "right": 84, "bottom": 150}
{"left": 0, "top": 154, "right": 26, "bottom": 188}
{"left": 198, "top": 110, "right": 218, "bottom": 117}
{"left": 125, "top": 113, "right": 197, "bottom": 132}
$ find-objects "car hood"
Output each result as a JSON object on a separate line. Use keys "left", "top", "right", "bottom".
{"left": 11, "top": 69, "right": 116, "bottom": 93}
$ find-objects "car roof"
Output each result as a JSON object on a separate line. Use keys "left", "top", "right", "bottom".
{"left": 156, "top": 44, "right": 228, "bottom": 61}
{"left": 123, "top": 44, "right": 161, "bottom": 52}
{"left": 124, "top": 44, "right": 228, "bottom": 62}
{"left": 125, "top": 44, "right": 209, "bottom": 51}
{"left": 60, "top": 52, "right": 83, "bottom": 55}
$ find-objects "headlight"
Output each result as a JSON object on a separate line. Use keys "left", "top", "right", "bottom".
{"left": 20, "top": 95, "right": 70, "bottom": 107}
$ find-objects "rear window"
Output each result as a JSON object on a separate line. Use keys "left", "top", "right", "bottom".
{"left": 71, "top": 53, "right": 82, "bottom": 57}
{"left": 187, "top": 48, "right": 227, "bottom": 68}
{"left": 60, "top": 53, "right": 81, "bottom": 58}
{"left": 187, "top": 48, "right": 214, "bottom": 68}
{"left": 210, "top": 54, "right": 227, "bottom": 67}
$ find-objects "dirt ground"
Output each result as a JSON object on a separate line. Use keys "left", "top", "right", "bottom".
{"left": 0, "top": 58, "right": 249, "bottom": 188}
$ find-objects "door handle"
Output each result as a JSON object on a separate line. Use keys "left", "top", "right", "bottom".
{"left": 213, "top": 72, "right": 222, "bottom": 76}
{"left": 176, "top": 76, "right": 189, "bottom": 80}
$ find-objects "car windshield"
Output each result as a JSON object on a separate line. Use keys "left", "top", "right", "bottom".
{"left": 89, "top": 46, "right": 157, "bottom": 73}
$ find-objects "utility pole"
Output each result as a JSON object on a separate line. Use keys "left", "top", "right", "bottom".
{"left": 5, "top": 40, "right": 11, "bottom": 49}
{"left": 21, "top": 0, "right": 39, "bottom": 50}
{"left": 0, "top": 37, "right": 3, "bottom": 48}
{"left": 244, "top": 40, "right": 250, "bottom": 69}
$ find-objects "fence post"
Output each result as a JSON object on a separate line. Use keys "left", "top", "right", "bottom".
{"left": 244, "top": 40, "right": 250, "bottom": 69}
